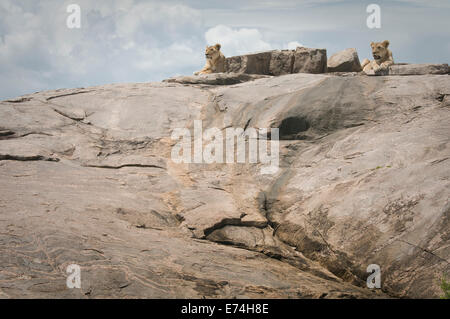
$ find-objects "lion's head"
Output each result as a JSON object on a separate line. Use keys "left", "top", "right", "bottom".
{"left": 205, "top": 44, "right": 222, "bottom": 60}
{"left": 370, "top": 40, "right": 390, "bottom": 62}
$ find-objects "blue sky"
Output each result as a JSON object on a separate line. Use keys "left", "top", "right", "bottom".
{"left": 0, "top": 0, "right": 449, "bottom": 100}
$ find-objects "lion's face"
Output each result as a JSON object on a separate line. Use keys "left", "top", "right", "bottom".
{"left": 370, "top": 40, "right": 390, "bottom": 61}
{"left": 205, "top": 44, "right": 221, "bottom": 60}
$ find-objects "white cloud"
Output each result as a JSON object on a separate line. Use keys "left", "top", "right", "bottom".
{"left": 113, "top": 2, "right": 202, "bottom": 39}
{"left": 204, "top": 25, "right": 305, "bottom": 56}
{"left": 134, "top": 42, "right": 199, "bottom": 70}
{"left": 0, "top": 0, "right": 206, "bottom": 99}
{"left": 285, "top": 41, "right": 304, "bottom": 50}
{"left": 205, "top": 25, "right": 272, "bottom": 56}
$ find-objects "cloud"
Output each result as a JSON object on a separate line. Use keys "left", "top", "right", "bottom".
{"left": 285, "top": 41, "right": 304, "bottom": 50}
{"left": 0, "top": 0, "right": 205, "bottom": 100}
{"left": 204, "top": 25, "right": 272, "bottom": 56}
{"left": 204, "top": 25, "right": 304, "bottom": 56}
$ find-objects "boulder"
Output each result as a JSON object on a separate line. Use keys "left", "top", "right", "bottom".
{"left": 226, "top": 51, "right": 273, "bottom": 75}
{"left": 327, "top": 48, "right": 362, "bottom": 72}
{"left": 388, "top": 63, "right": 449, "bottom": 75}
{"left": 292, "top": 47, "right": 327, "bottom": 74}
{"left": 225, "top": 55, "right": 245, "bottom": 73}
{"left": 164, "top": 72, "right": 269, "bottom": 85}
{"left": 225, "top": 48, "right": 328, "bottom": 75}
{"left": 269, "top": 50, "right": 295, "bottom": 75}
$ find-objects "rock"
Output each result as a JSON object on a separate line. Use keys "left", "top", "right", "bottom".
{"left": 222, "top": 74, "right": 450, "bottom": 298}
{"left": 327, "top": 48, "right": 362, "bottom": 72}
{"left": 164, "top": 72, "right": 269, "bottom": 85}
{"left": 363, "top": 67, "right": 390, "bottom": 76}
{"left": 388, "top": 63, "right": 449, "bottom": 75}
{"left": 292, "top": 47, "right": 327, "bottom": 74}
{"left": 269, "top": 50, "right": 295, "bottom": 75}
{"left": 0, "top": 139, "right": 59, "bottom": 162}
{"left": 225, "top": 48, "right": 327, "bottom": 75}
{"left": 443, "top": 94, "right": 450, "bottom": 106}
{"left": 226, "top": 51, "right": 273, "bottom": 75}
{"left": 224, "top": 55, "right": 244, "bottom": 73}
{"left": 0, "top": 72, "right": 449, "bottom": 299}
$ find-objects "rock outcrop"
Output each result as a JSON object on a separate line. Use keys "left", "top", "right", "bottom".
{"left": 226, "top": 51, "right": 273, "bottom": 75}
{"left": 269, "top": 50, "right": 295, "bottom": 76}
{"left": 0, "top": 71, "right": 449, "bottom": 298}
{"left": 225, "top": 47, "right": 327, "bottom": 75}
{"left": 292, "top": 47, "right": 327, "bottom": 74}
{"left": 327, "top": 48, "right": 362, "bottom": 72}
{"left": 226, "top": 49, "right": 449, "bottom": 77}
{"left": 164, "top": 72, "right": 269, "bottom": 85}
{"left": 388, "top": 63, "right": 449, "bottom": 75}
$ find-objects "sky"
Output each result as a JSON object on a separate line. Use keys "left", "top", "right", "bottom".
{"left": 0, "top": 0, "right": 449, "bottom": 100}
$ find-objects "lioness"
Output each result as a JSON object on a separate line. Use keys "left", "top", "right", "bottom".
{"left": 194, "top": 43, "right": 226, "bottom": 75}
{"left": 361, "top": 40, "right": 394, "bottom": 74}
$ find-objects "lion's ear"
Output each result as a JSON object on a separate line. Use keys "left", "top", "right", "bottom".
{"left": 206, "top": 45, "right": 208, "bottom": 49}
{"left": 382, "top": 40, "right": 390, "bottom": 48}
{"left": 215, "top": 43, "right": 221, "bottom": 50}
{"left": 370, "top": 42, "right": 375, "bottom": 47}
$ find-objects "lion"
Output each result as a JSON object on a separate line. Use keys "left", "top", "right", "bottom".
{"left": 194, "top": 43, "right": 226, "bottom": 75}
{"left": 361, "top": 40, "right": 394, "bottom": 75}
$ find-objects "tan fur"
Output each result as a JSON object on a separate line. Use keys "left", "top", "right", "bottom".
{"left": 194, "top": 43, "right": 226, "bottom": 75}
{"left": 361, "top": 40, "right": 394, "bottom": 74}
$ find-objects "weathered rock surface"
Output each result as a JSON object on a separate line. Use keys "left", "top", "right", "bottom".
{"left": 327, "top": 48, "right": 362, "bottom": 73}
{"left": 363, "top": 63, "right": 449, "bottom": 76}
{"left": 0, "top": 72, "right": 449, "bottom": 298}
{"left": 164, "top": 72, "right": 269, "bottom": 85}
{"left": 269, "top": 50, "right": 295, "bottom": 76}
{"left": 292, "top": 47, "right": 327, "bottom": 74}
{"left": 226, "top": 51, "right": 273, "bottom": 75}
{"left": 388, "top": 63, "right": 449, "bottom": 75}
{"left": 225, "top": 47, "right": 327, "bottom": 75}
